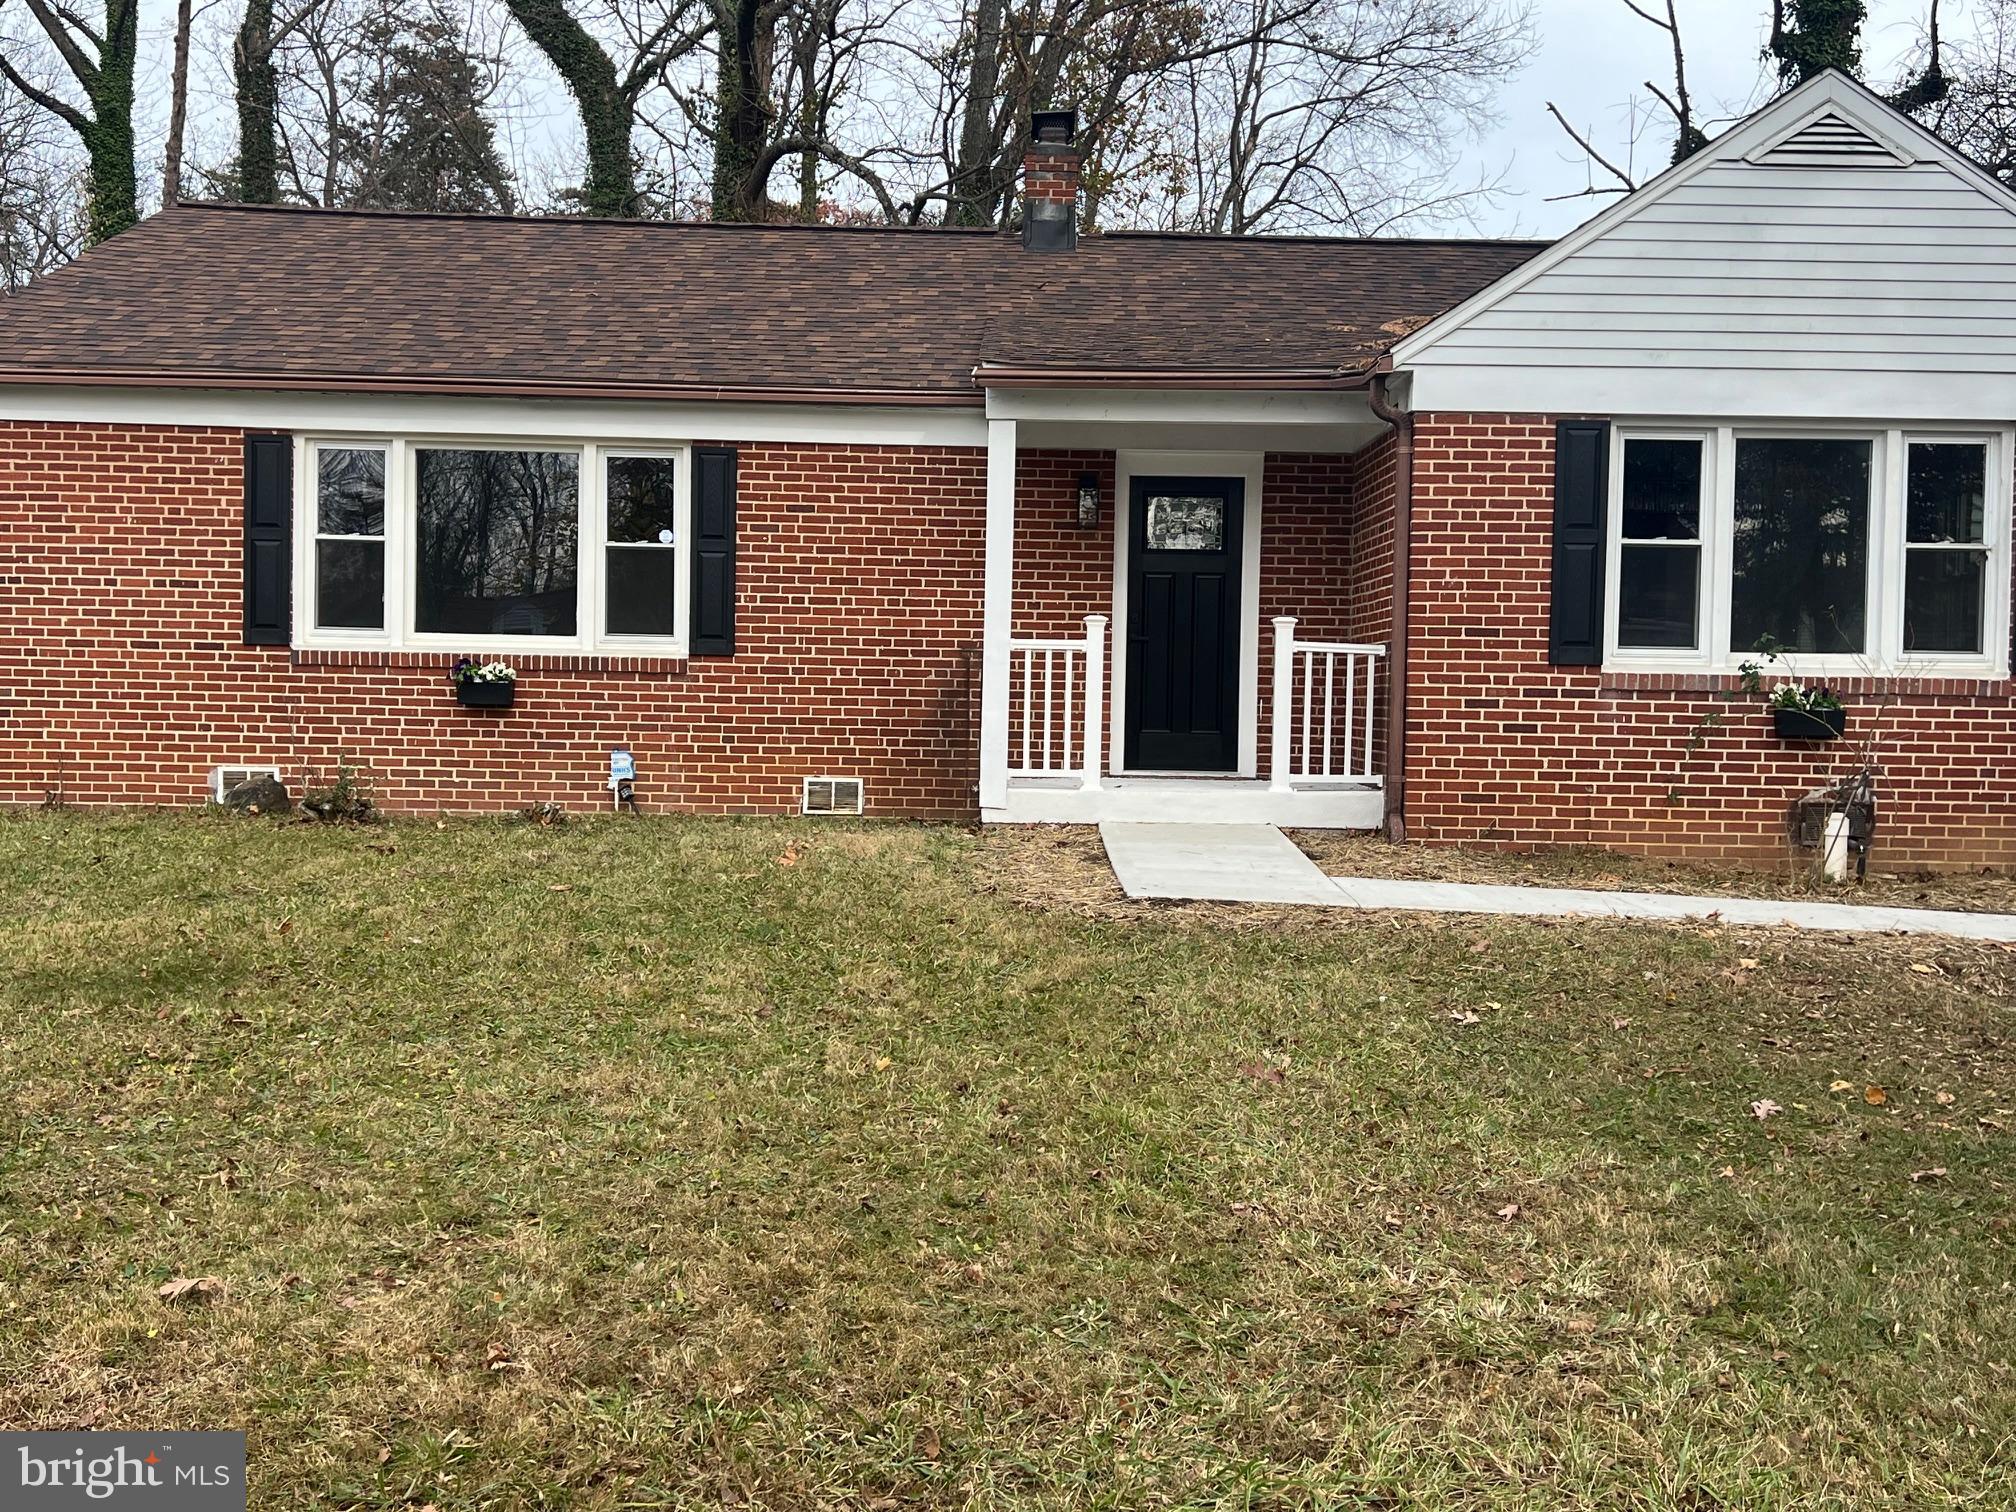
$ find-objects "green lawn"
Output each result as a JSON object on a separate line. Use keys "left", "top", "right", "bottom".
{"left": 2, "top": 812, "right": 2012, "bottom": 1508}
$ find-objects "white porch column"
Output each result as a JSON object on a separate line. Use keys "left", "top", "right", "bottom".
{"left": 1081, "top": 613, "right": 1107, "bottom": 791}
{"left": 979, "top": 419, "right": 1018, "bottom": 813}
{"left": 1269, "top": 615, "right": 1297, "bottom": 793}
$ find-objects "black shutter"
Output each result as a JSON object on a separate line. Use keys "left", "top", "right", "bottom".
{"left": 243, "top": 433, "right": 292, "bottom": 645}
{"left": 1548, "top": 419, "right": 1610, "bottom": 666}
{"left": 691, "top": 446, "right": 737, "bottom": 656}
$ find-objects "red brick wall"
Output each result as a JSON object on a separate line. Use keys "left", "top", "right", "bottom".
{"left": 1258, "top": 453, "right": 1357, "bottom": 779}
{"left": 0, "top": 422, "right": 989, "bottom": 817}
{"left": 1404, "top": 413, "right": 2016, "bottom": 868}
{"left": 0, "top": 424, "right": 1374, "bottom": 815}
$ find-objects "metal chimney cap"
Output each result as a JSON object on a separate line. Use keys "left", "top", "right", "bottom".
{"left": 1031, "top": 109, "right": 1078, "bottom": 147}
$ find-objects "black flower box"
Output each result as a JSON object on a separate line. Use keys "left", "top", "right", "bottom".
{"left": 455, "top": 681, "right": 516, "bottom": 709}
{"left": 1772, "top": 706, "right": 1845, "bottom": 741}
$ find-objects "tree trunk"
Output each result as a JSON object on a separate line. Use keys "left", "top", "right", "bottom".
{"left": 81, "top": 0, "right": 139, "bottom": 240}
{"left": 235, "top": 0, "right": 281, "bottom": 202}
{"left": 712, "top": 0, "right": 773, "bottom": 220}
{"left": 948, "top": 0, "right": 1004, "bottom": 226}
{"left": 163, "top": 0, "right": 195, "bottom": 207}
{"left": 502, "top": 0, "right": 637, "bottom": 216}
{"left": 796, "top": 26, "right": 819, "bottom": 219}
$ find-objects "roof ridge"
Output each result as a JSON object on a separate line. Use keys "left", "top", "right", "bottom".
{"left": 1096, "top": 227, "right": 1554, "bottom": 248}
{"left": 170, "top": 200, "right": 1553, "bottom": 249}
{"left": 171, "top": 200, "right": 1008, "bottom": 236}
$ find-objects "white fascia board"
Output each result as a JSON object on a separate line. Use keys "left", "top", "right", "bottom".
{"left": 0, "top": 384, "right": 989, "bottom": 448}
{"left": 1406, "top": 364, "right": 2016, "bottom": 422}
{"left": 984, "top": 386, "right": 1373, "bottom": 427}
{"left": 1392, "top": 71, "right": 2016, "bottom": 373}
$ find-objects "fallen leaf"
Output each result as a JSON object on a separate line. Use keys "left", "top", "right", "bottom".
{"left": 1738, "top": 958, "right": 1761, "bottom": 970}
{"left": 1750, "top": 1099, "right": 1783, "bottom": 1121}
{"left": 1611, "top": 1017, "right": 1632, "bottom": 1031}
{"left": 547, "top": 883, "right": 572, "bottom": 893}
{"left": 1910, "top": 1167, "right": 1949, "bottom": 1182}
{"left": 1448, "top": 1009, "right": 1481, "bottom": 1026}
{"left": 1910, "top": 962, "right": 1938, "bottom": 975}
{"left": 873, "top": 1056, "right": 892, "bottom": 1071}
{"left": 1717, "top": 1165, "right": 1737, "bottom": 1179}
{"left": 157, "top": 1276, "right": 227, "bottom": 1305}
{"left": 1238, "top": 1060, "right": 1286, "bottom": 1084}
{"left": 962, "top": 1263, "right": 985, "bottom": 1284}
{"left": 1936, "top": 1090, "right": 1956, "bottom": 1106}
{"left": 920, "top": 1426, "right": 941, "bottom": 1462}
{"left": 776, "top": 844, "right": 802, "bottom": 868}
{"left": 1829, "top": 1079, "right": 1854, "bottom": 1092}
{"left": 1495, "top": 1202, "right": 1522, "bottom": 1222}
{"left": 1865, "top": 1085, "right": 1888, "bottom": 1106}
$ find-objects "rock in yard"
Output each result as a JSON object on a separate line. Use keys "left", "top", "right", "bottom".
{"left": 222, "top": 773, "right": 292, "bottom": 814}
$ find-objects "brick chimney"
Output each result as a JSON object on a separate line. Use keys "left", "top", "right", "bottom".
{"left": 1022, "top": 109, "right": 1080, "bottom": 252}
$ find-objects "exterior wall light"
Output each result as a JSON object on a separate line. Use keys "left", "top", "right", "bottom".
{"left": 1076, "top": 472, "right": 1102, "bottom": 530}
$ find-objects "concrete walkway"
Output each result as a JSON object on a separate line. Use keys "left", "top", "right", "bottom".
{"left": 1098, "top": 821, "right": 2016, "bottom": 942}
{"left": 1099, "top": 822, "right": 1344, "bottom": 905}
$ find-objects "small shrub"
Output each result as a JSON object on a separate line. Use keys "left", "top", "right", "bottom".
{"left": 301, "top": 760, "right": 377, "bottom": 824}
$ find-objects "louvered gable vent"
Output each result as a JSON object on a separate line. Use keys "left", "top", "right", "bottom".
{"left": 1754, "top": 110, "right": 1906, "bottom": 167}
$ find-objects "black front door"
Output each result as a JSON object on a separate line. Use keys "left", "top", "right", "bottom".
{"left": 1125, "top": 475, "right": 1243, "bottom": 772}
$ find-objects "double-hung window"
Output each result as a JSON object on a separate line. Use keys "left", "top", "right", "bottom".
{"left": 313, "top": 446, "right": 387, "bottom": 631}
{"left": 1606, "top": 425, "right": 2008, "bottom": 675}
{"left": 299, "top": 438, "right": 690, "bottom": 654}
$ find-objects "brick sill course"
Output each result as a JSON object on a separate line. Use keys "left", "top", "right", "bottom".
{"left": 291, "top": 648, "right": 691, "bottom": 676}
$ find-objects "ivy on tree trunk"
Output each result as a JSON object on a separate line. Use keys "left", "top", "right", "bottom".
{"left": 502, "top": 0, "right": 639, "bottom": 216}
{"left": 711, "top": 0, "right": 772, "bottom": 220}
{"left": 235, "top": 0, "right": 281, "bottom": 203}
{"left": 0, "top": 0, "right": 138, "bottom": 243}
{"left": 1769, "top": 0, "right": 1868, "bottom": 85}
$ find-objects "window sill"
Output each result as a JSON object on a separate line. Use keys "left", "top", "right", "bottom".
{"left": 291, "top": 648, "right": 691, "bottom": 676}
{"left": 1599, "top": 667, "right": 2011, "bottom": 697}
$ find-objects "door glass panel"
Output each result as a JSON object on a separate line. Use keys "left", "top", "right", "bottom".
{"left": 1146, "top": 495, "right": 1224, "bottom": 551}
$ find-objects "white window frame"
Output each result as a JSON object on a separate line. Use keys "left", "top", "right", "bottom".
{"left": 293, "top": 434, "right": 692, "bottom": 657}
{"left": 596, "top": 450, "right": 691, "bottom": 651}
{"left": 1603, "top": 421, "right": 2010, "bottom": 678}
{"left": 1604, "top": 427, "right": 1714, "bottom": 666}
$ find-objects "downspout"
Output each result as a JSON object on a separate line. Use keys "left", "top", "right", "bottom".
{"left": 1365, "top": 370, "right": 1411, "bottom": 843}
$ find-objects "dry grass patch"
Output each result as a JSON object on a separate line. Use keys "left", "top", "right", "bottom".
{"left": 2, "top": 811, "right": 2013, "bottom": 1508}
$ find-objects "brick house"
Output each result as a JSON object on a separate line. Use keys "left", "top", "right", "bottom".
{"left": 5, "top": 73, "right": 2016, "bottom": 866}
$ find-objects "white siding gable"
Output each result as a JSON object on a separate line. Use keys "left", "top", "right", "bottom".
{"left": 1395, "top": 73, "right": 2016, "bottom": 420}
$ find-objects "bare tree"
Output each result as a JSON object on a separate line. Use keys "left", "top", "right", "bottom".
{"left": 1113, "top": 0, "right": 1529, "bottom": 234}
{"left": 0, "top": 72, "right": 83, "bottom": 282}
{"left": 0, "top": 0, "right": 137, "bottom": 241}
{"left": 1545, "top": 0, "right": 1707, "bottom": 200}
{"left": 1907, "top": 0, "right": 2015, "bottom": 180}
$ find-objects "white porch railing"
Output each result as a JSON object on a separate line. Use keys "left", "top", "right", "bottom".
{"left": 1269, "top": 616, "right": 1384, "bottom": 791}
{"left": 1007, "top": 613, "right": 1106, "bottom": 790}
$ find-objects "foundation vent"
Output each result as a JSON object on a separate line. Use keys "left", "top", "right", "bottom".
{"left": 801, "top": 777, "right": 865, "bottom": 817}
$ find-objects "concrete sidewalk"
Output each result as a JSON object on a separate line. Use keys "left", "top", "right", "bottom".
{"left": 1098, "top": 821, "right": 2016, "bottom": 942}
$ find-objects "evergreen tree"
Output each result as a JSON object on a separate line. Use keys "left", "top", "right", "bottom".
{"left": 344, "top": 4, "right": 516, "bottom": 213}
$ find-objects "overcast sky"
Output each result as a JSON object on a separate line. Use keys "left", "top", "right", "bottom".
{"left": 1482, "top": 0, "right": 1929, "bottom": 236}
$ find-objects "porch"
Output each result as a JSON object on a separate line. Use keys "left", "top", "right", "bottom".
{"left": 974, "top": 385, "right": 1398, "bottom": 829}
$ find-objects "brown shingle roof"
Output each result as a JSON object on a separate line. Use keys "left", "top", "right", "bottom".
{"left": 0, "top": 203, "right": 1544, "bottom": 403}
